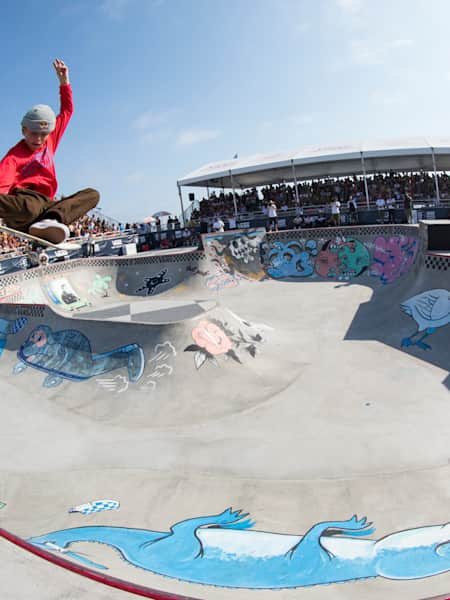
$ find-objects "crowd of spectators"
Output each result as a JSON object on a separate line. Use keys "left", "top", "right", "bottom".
{"left": 0, "top": 213, "right": 119, "bottom": 255}
{"left": 1, "top": 170, "right": 448, "bottom": 257}
{"left": 193, "top": 171, "right": 450, "bottom": 220}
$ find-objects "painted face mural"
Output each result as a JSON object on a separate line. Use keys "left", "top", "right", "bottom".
{"left": 401, "top": 288, "right": 450, "bottom": 350}
{"left": 29, "top": 508, "right": 450, "bottom": 589}
{"left": 266, "top": 240, "right": 318, "bottom": 278}
{"left": 14, "top": 326, "right": 145, "bottom": 388}
{"left": 315, "top": 238, "right": 370, "bottom": 280}
{"left": 204, "top": 230, "right": 266, "bottom": 284}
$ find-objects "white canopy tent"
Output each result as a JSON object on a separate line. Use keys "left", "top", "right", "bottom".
{"left": 177, "top": 137, "right": 450, "bottom": 220}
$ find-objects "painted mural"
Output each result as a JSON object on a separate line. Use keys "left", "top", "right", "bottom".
{"left": 203, "top": 229, "right": 266, "bottom": 289}
{"left": 143, "top": 340, "right": 177, "bottom": 390}
{"left": 88, "top": 274, "right": 113, "bottom": 298}
{"left": 401, "top": 288, "right": 450, "bottom": 350}
{"left": 370, "top": 236, "right": 418, "bottom": 284}
{"left": 264, "top": 235, "right": 418, "bottom": 283}
{"left": 0, "top": 317, "right": 27, "bottom": 358}
{"left": 135, "top": 269, "right": 170, "bottom": 295}
{"left": 185, "top": 317, "right": 266, "bottom": 369}
{"left": 43, "top": 278, "right": 91, "bottom": 311}
{"left": 29, "top": 508, "right": 450, "bottom": 589}
{"left": 69, "top": 500, "right": 120, "bottom": 515}
{"left": 266, "top": 240, "right": 318, "bottom": 278}
{"left": 13, "top": 326, "right": 145, "bottom": 387}
{"left": 96, "top": 340, "right": 176, "bottom": 393}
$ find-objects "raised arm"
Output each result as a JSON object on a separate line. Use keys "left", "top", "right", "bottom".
{"left": 53, "top": 59, "right": 70, "bottom": 86}
{"left": 50, "top": 59, "right": 73, "bottom": 150}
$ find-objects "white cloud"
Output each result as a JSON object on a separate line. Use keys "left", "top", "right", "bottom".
{"left": 176, "top": 129, "right": 221, "bottom": 146}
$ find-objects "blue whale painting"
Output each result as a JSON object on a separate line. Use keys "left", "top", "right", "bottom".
{"left": 28, "top": 508, "right": 450, "bottom": 589}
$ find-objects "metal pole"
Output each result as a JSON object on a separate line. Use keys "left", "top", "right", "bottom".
{"left": 360, "top": 151, "right": 370, "bottom": 210}
{"left": 177, "top": 182, "right": 186, "bottom": 227}
{"left": 430, "top": 147, "right": 441, "bottom": 207}
{"left": 291, "top": 159, "right": 300, "bottom": 205}
{"left": 206, "top": 186, "right": 210, "bottom": 199}
{"left": 229, "top": 170, "right": 238, "bottom": 217}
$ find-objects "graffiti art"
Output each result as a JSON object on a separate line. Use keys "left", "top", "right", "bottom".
{"left": 29, "top": 508, "right": 450, "bottom": 589}
{"left": 265, "top": 237, "right": 371, "bottom": 281}
{"left": 401, "top": 288, "right": 450, "bottom": 350}
{"left": 370, "top": 236, "right": 418, "bottom": 284}
{"left": 315, "top": 237, "right": 370, "bottom": 280}
{"left": 266, "top": 240, "right": 318, "bottom": 278}
{"left": 204, "top": 230, "right": 267, "bottom": 284}
{"left": 135, "top": 269, "right": 170, "bottom": 295}
{"left": 14, "top": 326, "right": 145, "bottom": 387}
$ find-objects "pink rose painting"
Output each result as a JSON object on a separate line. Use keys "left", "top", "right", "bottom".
{"left": 185, "top": 318, "right": 265, "bottom": 370}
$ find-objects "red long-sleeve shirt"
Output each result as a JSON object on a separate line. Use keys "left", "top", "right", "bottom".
{"left": 0, "top": 84, "right": 73, "bottom": 199}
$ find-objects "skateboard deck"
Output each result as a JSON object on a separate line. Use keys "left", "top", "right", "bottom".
{"left": 0, "top": 224, "right": 81, "bottom": 251}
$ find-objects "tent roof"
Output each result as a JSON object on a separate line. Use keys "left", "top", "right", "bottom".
{"left": 178, "top": 137, "right": 450, "bottom": 189}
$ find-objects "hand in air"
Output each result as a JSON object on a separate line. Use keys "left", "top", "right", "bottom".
{"left": 53, "top": 59, "right": 70, "bottom": 85}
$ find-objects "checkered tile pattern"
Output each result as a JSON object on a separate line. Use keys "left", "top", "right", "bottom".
{"left": 69, "top": 500, "right": 120, "bottom": 515}
{"left": 78, "top": 299, "right": 215, "bottom": 323}
{"left": 425, "top": 254, "right": 450, "bottom": 270}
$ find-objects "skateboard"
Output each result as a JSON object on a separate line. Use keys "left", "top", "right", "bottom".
{"left": 0, "top": 224, "right": 81, "bottom": 251}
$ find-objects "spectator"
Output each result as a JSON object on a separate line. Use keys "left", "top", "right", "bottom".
{"left": 330, "top": 197, "right": 341, "bottom": 226}
{"left": 386, "top": 197, "right": 396, "bottom": 224}
{"left": 404, "top": 192, "right": 413, "bottom": 224}
{"left": 212, "top": 215, "right": 225, "bottom": 232}
{"left": 347, "top": 196, "right": 358, "bottom": 224}
{"left": 267, "top": 200, "right": 278, "bottom": 232}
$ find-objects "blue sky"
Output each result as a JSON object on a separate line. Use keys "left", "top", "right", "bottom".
{"left": 1, "top": 0, "right": 449, "bottom": 222}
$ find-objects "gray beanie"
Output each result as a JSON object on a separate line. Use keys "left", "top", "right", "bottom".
{"left": 21, "top": 104, "right": 56, "bottom": 133}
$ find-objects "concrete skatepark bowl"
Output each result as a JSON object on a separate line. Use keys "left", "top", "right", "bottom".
{"left": 0, "top": 224, "right": 449, "bottom": 600}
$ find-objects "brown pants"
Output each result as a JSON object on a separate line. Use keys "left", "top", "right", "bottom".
{"left": 0, "top": 187, "right": 100, "bottom": 232}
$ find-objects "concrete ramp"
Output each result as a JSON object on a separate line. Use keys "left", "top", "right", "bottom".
{"left": 0, "top": 224, "right": 449, "bottom": 600}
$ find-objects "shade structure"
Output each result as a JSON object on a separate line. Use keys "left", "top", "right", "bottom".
{"left": 152, "top": 211, "right": 172, "bottom": 218}
{"left": 143, "top": 216, "right": 156, "bottom": 224}
{"left": 178, "top": 136, "right": 450, "bottom": 189}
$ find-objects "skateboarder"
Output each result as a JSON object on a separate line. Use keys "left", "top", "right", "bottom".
{"left": 0, "top": 59, "right": 99, "bottom": 244}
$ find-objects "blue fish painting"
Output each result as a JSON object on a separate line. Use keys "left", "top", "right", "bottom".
{"left": 14, "top": 325, "right": 144, "bottom": 387}
{"left": 0, "top": 317, "right": 27, "bottom": 357}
